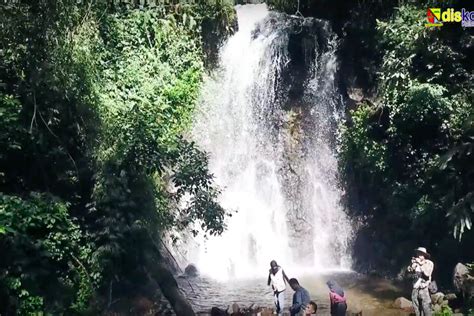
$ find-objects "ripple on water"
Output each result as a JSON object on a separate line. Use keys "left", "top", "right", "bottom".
{"left": 179, "top": 272, "right": 412, "bottom": 316}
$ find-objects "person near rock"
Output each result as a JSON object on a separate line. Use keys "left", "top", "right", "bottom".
{"left": 326, "top": 280, "right": 347, "bottom": 316}
{"left": 304, "top": 301, "right": 318, "bottom": 315}
{"left": 407, "top": 246, "right": 434, "bottom": 316}
{"left": 267, "top": 260, "right": 290, "bottom": 315}
{"left": 289, "top": 278, "right": 311, "bottom": 316}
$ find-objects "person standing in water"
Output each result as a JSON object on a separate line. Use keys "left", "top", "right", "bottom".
{"left": 267, "top": 260, "right": 290, "bottom": 315}
{"left": 289, "top": 278, "right": 311, "bottom": 316}
{"left": 407, "top": 247, "right": 434, "bottom": 316}
{"left": 326, "top": 280, "right": 347, "bottom": 316}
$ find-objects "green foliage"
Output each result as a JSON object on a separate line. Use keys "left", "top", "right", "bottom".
{"left": 98, "top": 9, "right": 203, "bottom": 167}
{"left": 0, "top": 193, "right": 92, "bottom": 314}
{"left": 266, "top": 0, "right": 299, "bottom": 13}
{"left": 339, "top": 4, "right": 474, "bottom": 273}
{"left": 87, "top": 9, "right": 230, "bottom": 287}
{"left": 434, "top": 305, "right": 453, "bottom": 316}
{"left": 0, "top": 0, "right": 234, "bottom": 313}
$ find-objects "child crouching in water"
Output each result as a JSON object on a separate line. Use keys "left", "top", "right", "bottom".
{"left": 304, "top": 301, "right": 318, "bottom": 315}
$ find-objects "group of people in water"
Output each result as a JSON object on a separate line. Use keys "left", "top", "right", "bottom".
{"left": 267, "top": 246, "right": 435, "bottom": 316}
{"left": 267, "top": 260, "right": 347, "bottom": 316}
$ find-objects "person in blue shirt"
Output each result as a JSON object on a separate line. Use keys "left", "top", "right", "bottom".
{"left": 289, "top": 278, "right": 311, "bottom": 316}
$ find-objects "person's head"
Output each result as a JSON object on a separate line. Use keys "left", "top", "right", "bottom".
{"left": 270, "top": 260, "right": 278, "bottom": 271}
{"left": 414, "top": 247, "right": 430, "bottom": 260}
{"left": 289, "top": 278, "right": 300, "bottom": 290}
{"left": 326, "top": 280, "right": 336, "bottom": 290}
{"left": 305, "top": 301, "right": 318, "bottom": 314}
{"left": 326, "top": 280, "right": 344, "bottom": 296}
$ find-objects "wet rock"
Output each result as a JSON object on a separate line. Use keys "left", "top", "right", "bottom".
{"left": 231, "top": 303, "right": 240, "bottom": 314}
{"left": 445, "top": 293, "right": 457, "bottom": 301}
{"left": 431, "top": 292, "right": 445, "bottom": 305}
{"left": 347, "top": 87, "right": 365, "bottom": 102}
{"left": 255, "top": 307, "right": 274, "bottom": 316}
{"left": 393, "top": 297, "right": 412, "bottom": 310}
{"left": 453, "top": 263, "right": 470, "bottom": 292}
{"left": 211, "top": 306, "right": 229, "bottom": 316}
{"left": 184, "top": 264, "right": 199, "bottom": 277}
{"left": 453, "top": 262, "right": 474, "bottom": 300}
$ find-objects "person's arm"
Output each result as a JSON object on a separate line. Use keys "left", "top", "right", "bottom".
{"left": 290, "top": 291, "right": 303, "bottom": 312}
{"left": 329, "top": 293, "right": 334, "bottom": 314}
{"left": 283, "top": 270, "right": 290, "bottom": 284}
{"left": 267, "top": 272, "right": 271, "bottom": 286}
{"left": 421, "top": 261, "right": 434, "bottom": 279}
{"left": 407, "top": 257, "right": 417, "bottom": 272}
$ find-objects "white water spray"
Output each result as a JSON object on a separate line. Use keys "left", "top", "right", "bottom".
{"left": 189, "top": 4, "right": 352, "bottom": 281}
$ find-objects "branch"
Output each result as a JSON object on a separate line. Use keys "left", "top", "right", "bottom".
{"left": 29, "top": 91, "right": 37, "bottom": 134}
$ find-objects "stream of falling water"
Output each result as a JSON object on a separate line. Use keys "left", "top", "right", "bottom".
{"left": 187, "top": 3, "right": 352, "bottom": 281}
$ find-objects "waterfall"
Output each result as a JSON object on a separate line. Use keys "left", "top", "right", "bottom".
{"left": 189, "top": 4, "right": 352, "bottom": 280}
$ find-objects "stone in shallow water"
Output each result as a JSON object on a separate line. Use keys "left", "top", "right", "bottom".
{"left": 210, "top": 306, "right": 227, "bottom": 316}
{"left": 445, "top": 293, "right": 457, "bottom": 301}
{"left": 431, "top": 292, "right": 445, "bottom": 304}
{"left": 231, "top": 303, "right": 239, "bottom": 313}
{"left": 453, "top": 263, "right": 469, "bottom": 292}
{"left": 393, "top": 297, "right": 412, "bottom": 310}
{"left": 184, "top": 263, "right": 199, "bottom": 277}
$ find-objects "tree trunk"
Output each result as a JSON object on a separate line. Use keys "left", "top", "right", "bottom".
{"left": 146, "top": 256, "right": 195, "bottom": 316}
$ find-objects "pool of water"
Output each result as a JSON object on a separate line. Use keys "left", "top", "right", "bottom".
{"left": 178, "top": 272, "right": 412, "bottom": 315}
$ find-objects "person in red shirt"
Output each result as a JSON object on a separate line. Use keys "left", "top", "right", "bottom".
{"left": 326, "top": 280, "right": 347, "bottom": 316}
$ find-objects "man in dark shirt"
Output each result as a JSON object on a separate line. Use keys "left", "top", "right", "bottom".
{"left": 289, "top": 278, "right": 311, "bottom": 316}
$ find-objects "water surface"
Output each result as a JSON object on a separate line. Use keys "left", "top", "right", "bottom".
{"left": 180, "top": 272, "right": 411, "bottom": 315}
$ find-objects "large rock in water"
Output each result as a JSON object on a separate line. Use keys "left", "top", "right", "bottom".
{"left": 184, "top": 264, "right": 199, "bottom": 277}
{"left": 453, "top": 262, "right": 474, "bottom": 300}
{"left": 445, "top": 293, "right": 457, "bottom": 301}
{"left": 210, "top": 307, "right": 228, "bottom": 316}
{"left": 453, "top": 263, "right": 470, "bottom": 292}
{"left": 393, "top": 297, "right": 413, "bottom": 310}
{"left": 431, "top": 292, "right": 445, "bottom": 305}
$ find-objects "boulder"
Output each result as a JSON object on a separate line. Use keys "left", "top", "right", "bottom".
{"left": 393, "top": 297, "right": 412, "bottom": 309}
{"left": 453, "top": 262, "right": 474, "bottom": 300}
{"left": 431, "top": 292, "right": 445, "bottom": 305}
{"left": 131, "top": 296, "right": 154, "bottom": 315}
{"left": 231, "top": 303, "right": 240, "bottom": 314}
{"left": 211, "top": 307, "right": 229, "bottom": 316}
{"left": 445, "top": 293, "right": 457, "bottom": 301}
{"left": 184, "top": 264, "right": 199, "bottom": 277}
{"left": 453, "top": 263, "right": 469, "bottom": 292}
{"left": 256, "top": 308, "right": 274, "bottom": 316}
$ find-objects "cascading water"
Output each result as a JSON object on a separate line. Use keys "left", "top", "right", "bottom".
{"left": 188, "top": 4, "right": 352, "bottom": 281}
